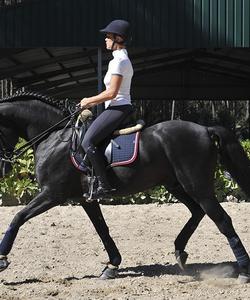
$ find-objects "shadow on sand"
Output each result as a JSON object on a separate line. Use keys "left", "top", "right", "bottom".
{"left": 0, "top": 261, "right": 239, "bottom": 286}
{"left": 118, "top": 261, "right": 239, "bottom": 280}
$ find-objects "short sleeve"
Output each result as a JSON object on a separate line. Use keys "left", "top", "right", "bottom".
{"left": 111, "top": 59, "right": 127, "bottom": 76}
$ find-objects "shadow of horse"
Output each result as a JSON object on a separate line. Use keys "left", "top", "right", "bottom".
{"left": 0, "top": 261, "right": 239, "bottom": 286}
{"left": 118, "top": 261, "right": 239, "bottom": 280}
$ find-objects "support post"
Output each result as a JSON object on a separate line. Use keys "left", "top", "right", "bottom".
{"left": 171, "top": 100, "right": 175, "bottom": 120}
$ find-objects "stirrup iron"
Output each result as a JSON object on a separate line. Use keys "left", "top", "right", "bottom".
{"left": 84, "top": 168, "right": 98, "bottom": 202}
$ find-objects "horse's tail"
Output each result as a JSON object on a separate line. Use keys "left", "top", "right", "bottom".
{"left": 207, "top": 126, "right": 250, "bottom": 197}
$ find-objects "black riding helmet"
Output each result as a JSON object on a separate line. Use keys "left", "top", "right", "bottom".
{"left": 100, "top": 19, "right": 131, "bottom": 44}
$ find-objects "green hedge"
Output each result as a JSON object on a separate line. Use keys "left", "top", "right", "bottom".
{"left": 1, "top": 139, "right": 250, "bottom": 206}
{"left": 213, "top": 139, "right": 250, "bottom": 203}
{"left": 0, "top": 139, "right": 39, "bottom": 206}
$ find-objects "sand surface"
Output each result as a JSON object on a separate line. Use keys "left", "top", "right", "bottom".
{"left": 0, "top": 202, "right": 250, "bottom": 300}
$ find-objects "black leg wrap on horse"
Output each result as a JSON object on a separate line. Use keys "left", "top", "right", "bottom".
{"left": 0, "top": 225, "right": 19, "bottom": 256}
{"left": 228, "top": 236, "right": 250, "bottom": 269}
{"left": 228, "top": 236, "right": 250, "bottom": 283}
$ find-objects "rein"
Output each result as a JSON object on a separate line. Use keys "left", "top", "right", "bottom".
{"left": 0, "top": 107, "right": 83, "bottom": 164}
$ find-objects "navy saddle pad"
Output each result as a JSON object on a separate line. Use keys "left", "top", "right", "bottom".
{"left": 106, "top": 132, "right": 140, "bottom": 167}
{"left": 70, "top": 132, "right": 140, "bottom": 172}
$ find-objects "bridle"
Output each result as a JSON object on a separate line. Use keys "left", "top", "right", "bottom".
{"left": 0, "top": 129, "right": 15, "bottom": 163}
{"left": 0, "top": 107, "right": 83, "bottom": 167}
{"left": 0, "top": 129, "right": 16, "bottom": 177}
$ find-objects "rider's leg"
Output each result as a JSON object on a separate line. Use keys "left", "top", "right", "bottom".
{"left": 86, "top": 145, "right": 115, "bottom": 191}
{"left": 82, "top": 105, "right": 133, "bottom": 196}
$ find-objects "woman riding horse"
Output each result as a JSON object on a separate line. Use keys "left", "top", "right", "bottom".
{"left": 80, "top": 19, "right": 134, "bottom": 199}
{"left": 0, "top": 92, "right": 250, "bottom": 281}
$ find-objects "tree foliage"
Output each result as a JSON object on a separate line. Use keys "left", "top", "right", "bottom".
{"left": 0, "top": 139, "right": 39, "bottom": 206}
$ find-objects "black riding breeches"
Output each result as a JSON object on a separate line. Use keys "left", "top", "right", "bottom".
{"left": 82, "top": 104, "right": 133, "bottom": 152}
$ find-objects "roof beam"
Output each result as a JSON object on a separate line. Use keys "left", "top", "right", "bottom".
{"left": 14, "top": 48, "right": 180, "bottom": 86}
{"left": 14, "top": 61, "right": 107, "bottom": 87}
{"left": 13, "top": 49, "right": 195, "bottom": 88}
{"left": 28, "top": 72, "right": 97, "bottom": 91}
{"left": 192, "top": 60, "right": 250, "bottom": 80}
{"left": 203, "top": 50, "right": 250, "bottom": 68}
{"left": 45, "top": 60, "right": 195, "bottom": 97}
{"left": 0, "top": 48, "right": 97, "bottom": 80}
{"left": 0, "top": 48, "right": 29, "bottom": 59}
{"left": 191, "top": 65, "right": 247, "bottom": 82}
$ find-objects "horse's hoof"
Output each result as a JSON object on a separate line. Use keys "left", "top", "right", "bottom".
{"left": 237, "top": 264, "right": 250, "bottom": 283}
{"left": 238, "top": 273, "right": 250, "bottom": 284}
{"left": 238, "top": 266, "right": 250, "bottom": 284}
{"left": 99, "top": 264, "right": 118, "bottom": 280}
{"left": 0, "top": 255, "right": 9, "bottom": 272}
{"left": 175, "top": 250, "right": 188, "bottom": 270}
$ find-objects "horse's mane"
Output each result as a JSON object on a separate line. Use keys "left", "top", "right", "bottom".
{"left": 0, "top": 90, "right": 75, "bottom": 115}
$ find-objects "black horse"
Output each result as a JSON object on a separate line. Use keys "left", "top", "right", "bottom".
{"left": 0, "top": 92, "right": 250, "bottom": 282}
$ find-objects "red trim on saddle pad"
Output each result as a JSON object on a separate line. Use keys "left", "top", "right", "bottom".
{"left": 70, "top": 155, "right": 80, "bottom": 170}
{"left": 110, "top": 132, "right": 140, "bottom": 167}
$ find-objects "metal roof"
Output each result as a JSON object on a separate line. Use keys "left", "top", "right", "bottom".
{"left": 1, "top": 48, "right": 250, "bottom": 100}
{"left": 0, "top": 0, "right": 250, "bottom": 47}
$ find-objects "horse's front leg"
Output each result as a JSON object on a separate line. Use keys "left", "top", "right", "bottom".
{"left": 82, "top": 201, "right": 122, "bottom": 279}
{"left": 166, "top": 185, "right": 205, "bottom": 270}
{"left": 0, "top": 188, "right": 58, "bottom": 271}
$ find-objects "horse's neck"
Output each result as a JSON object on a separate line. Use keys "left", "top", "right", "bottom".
{"left": 2, "top": 100, "right": 65, "bottom": 140}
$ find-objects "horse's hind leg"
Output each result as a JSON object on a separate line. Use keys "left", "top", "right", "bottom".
{"left": 0, "top": 189, "right": 58, "bottom": 271}
{"left": 197, "top": 196, "right": 250, "bottom": 282}
{"left": 82, "top": 201, "right": 121, "bottom": 279}
{"left": 171, "top": 140, "right": 249, "bottom": 281}
{"left": 168, "top": 185, "right": 205, "bottom": 269}
{"left": 180, "top": 169, "right": 250, "bottom": 281}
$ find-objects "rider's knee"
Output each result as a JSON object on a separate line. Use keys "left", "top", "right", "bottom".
{"left": 82, "top": 138, "right": 93, "bottom": 152}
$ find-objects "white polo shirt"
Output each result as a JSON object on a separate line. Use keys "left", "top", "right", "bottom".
{"left": 103, "top": 48, "right": 133, "bottom": 109}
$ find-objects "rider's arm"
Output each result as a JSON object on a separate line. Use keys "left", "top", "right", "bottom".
{"left": 80, "top": 75, "right": 122, "bottom": 108}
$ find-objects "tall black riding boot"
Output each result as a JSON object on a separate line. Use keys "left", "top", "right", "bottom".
{"left": 86, "top": 146, "right": 116, "bottom": 198}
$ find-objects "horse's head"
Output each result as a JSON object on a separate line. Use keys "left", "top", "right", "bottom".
{"left": 0, "top": 121, "right": 19, "bottom": 178}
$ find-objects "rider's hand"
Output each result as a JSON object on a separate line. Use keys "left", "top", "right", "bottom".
{"left": 80, "top": 97, "right": 91, "bottom": 109}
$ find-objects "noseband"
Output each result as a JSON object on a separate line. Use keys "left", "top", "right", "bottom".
{"left": 0, "top": 130, "right": 14, "bottom": 163}
{"left": 0, "top": 130, "right": 15, "bottom": 177}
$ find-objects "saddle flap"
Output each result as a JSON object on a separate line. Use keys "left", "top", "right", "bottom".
{"left": 106, "top": 132, "right": 140, "bottom": 167}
